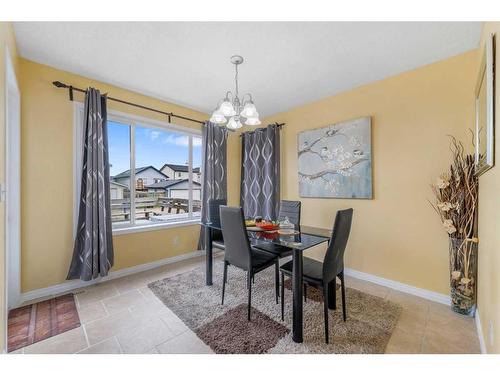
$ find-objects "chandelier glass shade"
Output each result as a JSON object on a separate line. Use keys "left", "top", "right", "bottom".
{"left": 210, "top": 55, "right": 261, "bottom": 129}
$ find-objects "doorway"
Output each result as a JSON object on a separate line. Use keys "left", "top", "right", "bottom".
{"left": 5, "top": 46, "right": 21, "bottom": 315}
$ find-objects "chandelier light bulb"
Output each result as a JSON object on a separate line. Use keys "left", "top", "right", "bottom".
{"left": 210, "top": 110, "right": 227, "bottom": 124}
{"left": 227, "top": 116, "right": 243, "bottom": 130}
{"left": 241, "top": 101, "right": 258, "bottom": 118}
{"left": 245, "top": 116, "right": 261, "bottom": 126}
{"left": 219, "top": 99, "right": 236, "bottom": 117}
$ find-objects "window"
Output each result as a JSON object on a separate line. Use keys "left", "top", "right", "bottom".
{"left": 193, "top": 135, "right": 202, "bottom": 202}
{"left": 75, "top": 103, "right": 202, "bottom": 233}
{"left": 106, "top": 120, "right": 131, "bottom": 225}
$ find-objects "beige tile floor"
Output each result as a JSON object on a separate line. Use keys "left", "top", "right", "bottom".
{"left": 10, "top": 253, "right": 480, "bottom": 354}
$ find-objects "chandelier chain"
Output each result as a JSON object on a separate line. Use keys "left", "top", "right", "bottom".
{"left": 235, "top": 63, "right": 239, "bottom": 98}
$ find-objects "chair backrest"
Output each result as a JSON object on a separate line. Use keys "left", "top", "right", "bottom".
{"left": 323, "top": 208, "right": 353, "bottom": 282}
{"left": 207, "top": 198, "right": 227, "bottom": 227}
{"left": 220, "top": 206, "right": 252, "bottom": 270}
{"left": 278, "top": 200, "right": 301, "bottom": 229}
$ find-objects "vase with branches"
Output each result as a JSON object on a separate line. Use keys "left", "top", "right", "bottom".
{"left": 430, "top": 136, "right": 479, "bottom": 316}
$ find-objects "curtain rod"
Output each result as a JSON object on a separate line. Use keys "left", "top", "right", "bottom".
{"left": 52, "top": 81, "right": 206, "bottom": 125}
{"left": 239, "top": 122, "right": 285, "bottom": 137}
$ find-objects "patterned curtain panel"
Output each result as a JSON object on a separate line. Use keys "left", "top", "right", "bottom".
{"left": 198, "top": 122, "right": 228, "bottom": 249}
{"left": 67, "top": 88, "right": 114, "bottom": 281}
{"left": 240, "top": 124, "right": 281, "bottom": 221}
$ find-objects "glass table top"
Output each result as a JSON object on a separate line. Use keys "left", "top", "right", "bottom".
{"left": 201, "top": 222, "right": 331, "bottom": 252}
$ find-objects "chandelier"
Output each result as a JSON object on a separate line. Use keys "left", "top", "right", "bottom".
{"left": 210, "top": 55, "right": 261, "bottom": 129}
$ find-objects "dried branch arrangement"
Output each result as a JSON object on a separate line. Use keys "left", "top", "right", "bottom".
{"left": 430, "top": 136, "right": 479, "bottom": 315}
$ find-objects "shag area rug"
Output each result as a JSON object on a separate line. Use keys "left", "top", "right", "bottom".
{"left": 148, "top": 260, "right": 401, "bottom": 354}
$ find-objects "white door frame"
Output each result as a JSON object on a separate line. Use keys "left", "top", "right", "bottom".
{"left": 4, "top": 45, "right": 21, "bottom": 322}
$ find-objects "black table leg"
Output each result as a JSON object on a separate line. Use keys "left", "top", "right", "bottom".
{"left": 205, "top": 226, "right": 213, "bottom": 286}
{"left": 292, "top": 248, "right": 303, "bottom": 343}
{"left": 325, "top": 237, "right": 337, "bottom": 310}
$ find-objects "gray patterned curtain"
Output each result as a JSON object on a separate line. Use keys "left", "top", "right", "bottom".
{"left": 67, "top": 88, "right": 114, "bottom": 281}
{"left": 240, "top": 124, "right": 281, "bottom": 221}
{"left": 198, "top": 121, "right": 228, "bottom": 249}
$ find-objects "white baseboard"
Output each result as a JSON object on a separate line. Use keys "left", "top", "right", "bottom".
{"left": 344, "top": 268, "right": 451, "bottom": 305}
{"left": 475, "top": 309, "right": 487, "bottom": 354}
{"left": 17, "top": 252, "right": 454, "bottom": 308}
{"left": 19, "top": 250, "right": 206, "bottom": 305}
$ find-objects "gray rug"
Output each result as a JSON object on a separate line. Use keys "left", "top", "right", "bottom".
{"left": 148, "top": 260, "right": 402, "bottom": 354}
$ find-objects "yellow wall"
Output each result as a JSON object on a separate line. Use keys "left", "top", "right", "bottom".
{"left": 0, "top": 22, "right": 19, "bottom": 353}
{"left": 476, "top": 22, "right": 500, "bottom": 354}
{"left": 263, "top": 50, "right": 478, "bottom": 296}
{"left": 19, "top": 58, "right": 240, "bottom": 293}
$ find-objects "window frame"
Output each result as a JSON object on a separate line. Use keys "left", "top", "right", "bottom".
{"left": 73, "top": 102, "right": 202, "bottom": 236}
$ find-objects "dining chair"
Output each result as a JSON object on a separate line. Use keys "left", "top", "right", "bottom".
{"left": 278, "top": 200, "right": 301, "bottom": 229}
{"left": 208, "top": 198, "right": 226, "bottom": 250}
{"left": 220, "top": 205, "right": 280, "bottom": 320}
{"left": 279, "top": 208, "right": 353, "bottom": 344}
{"left": 254, "top": 200, "right": 302, "bottom": 258}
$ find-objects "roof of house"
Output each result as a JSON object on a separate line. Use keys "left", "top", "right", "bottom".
{"left": 146, "top": 179, "right": 201, "bottom": 190}
{"left": 113, "top": 166, "right": 168, "bottom": 179}
{"left": 161, "top": 163, "right": 200, "bottom": 173}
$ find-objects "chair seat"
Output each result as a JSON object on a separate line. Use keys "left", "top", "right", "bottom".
{"left": 280, "top": 257, "right": 324, "bottom": 283}
{"left": 251, "top": 248, "right": 279, "bottom": 271}
{"left": 254, "top": 243, "right": 292, "bottom": 258}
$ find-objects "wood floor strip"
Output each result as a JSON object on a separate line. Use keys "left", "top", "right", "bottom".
{"left": 50, "top": 298, "right": 59, "bottom": 336}
{"left": 27, "top": 303, "right": 37, "bottom": 346}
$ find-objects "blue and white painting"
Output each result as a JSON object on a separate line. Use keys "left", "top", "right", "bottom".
{"left": 298, "top": 117, "right": 372, "bottom": 199}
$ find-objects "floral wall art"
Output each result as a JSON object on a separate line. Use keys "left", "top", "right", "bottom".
{"left": 297, "top": 117, "right": 372, "bottom": 199}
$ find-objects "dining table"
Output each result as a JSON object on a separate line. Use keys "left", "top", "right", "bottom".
{"left": 201, "top": 221, "right": 333, "bottom": 343}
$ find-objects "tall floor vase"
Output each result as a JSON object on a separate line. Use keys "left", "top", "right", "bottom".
{"left": 449, "top": 237, "right": 478, "bottom": 316}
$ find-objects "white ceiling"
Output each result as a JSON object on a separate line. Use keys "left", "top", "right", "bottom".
{"left": 13, "top": 22, "right": 482, "bottom": 117}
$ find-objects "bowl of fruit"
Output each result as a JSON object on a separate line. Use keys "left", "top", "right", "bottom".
{"left": 255, "top": 220, "right": 280, "bottom": 231}
{"left": 257, "top": 231, "right": 279, "bottom": 240}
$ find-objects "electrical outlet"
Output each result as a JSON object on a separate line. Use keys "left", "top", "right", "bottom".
{"left": 488, "top": 320, "right": 494, "bottom": 347}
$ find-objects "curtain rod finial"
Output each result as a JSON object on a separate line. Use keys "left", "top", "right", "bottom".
{"left": 53, "top": 81, "right": 67, "bottom": 88}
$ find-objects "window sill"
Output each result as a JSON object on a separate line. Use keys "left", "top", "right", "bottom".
{"left": 112, "top": 219, "right": 201, "bottom": 236}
